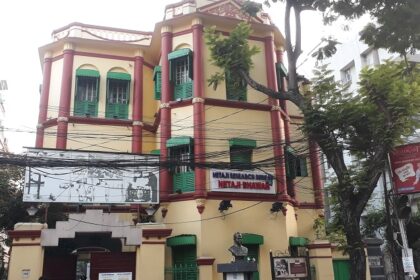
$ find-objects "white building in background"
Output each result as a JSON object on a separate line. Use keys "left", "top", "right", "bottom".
{"left": 322, "top": 32, "right": 420, "bottom": 220}
{"left": 0, "top": 80, "right": 8, "bottom": 152}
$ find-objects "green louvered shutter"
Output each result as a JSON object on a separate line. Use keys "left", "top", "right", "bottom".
{"left": 74, "top": 75, "right": 99, "bottom": 117}
{"left": 106, "top": 103, "right": 118, "bottom": 118}
{"left": 297, "top": 157, "right": 308, "bottom": 177}
{"left": 154, "top": 66, "right": 162, "bottom": 100}
{"left": 173, "top": 245, "right": 197, "bottom": 280}
{"left": 247, "top": 245, "right": 260, "bottom": 280}
{"left": 285, "top": 147, "right": 297, "bottom": 179}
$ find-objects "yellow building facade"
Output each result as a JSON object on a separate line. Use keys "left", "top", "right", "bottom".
{"left": 8, "top": 1, "right": 340, "bottom": 280}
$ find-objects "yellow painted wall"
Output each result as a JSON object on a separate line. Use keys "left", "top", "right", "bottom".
{"left": 296, "top": 208, "right": 321, "bottom": 240}
{"left": 72, "top": 55, "right": 134, "bottom": 119}
{"left": 171, "top": 106, "right": 194, "bottom": 138}
{"left": 47, "top": 59, "right": 63, "bottom": 119}
{"left": 173, "top": 33, "right": 193, "bottom": 51}
{"left": 43, "top": 127, "right": 57, "bottom": 149}
{"left": 8, "top": 245, "right": 44, "bottom": 280}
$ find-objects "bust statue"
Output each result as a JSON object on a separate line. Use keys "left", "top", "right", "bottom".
{"left": 228, "top": 232, "right": 248, "bottom": 261}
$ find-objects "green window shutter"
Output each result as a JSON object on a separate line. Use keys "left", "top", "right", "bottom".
{"left": 230, "top": 147, "right": 252, "bottom": 166}
{"left": 173, "top": 171, "right": 195, "bottom": 193}
{"left": 174, "top": 82, "right": 193, "bottom": 100}
{"left": 242, "top": 234, "right": 264, "bottom": 245}
{"left": 107, "top": 72, "right": 131, "bottom": 80}
{"left": 168, "top": 49, "right": 193, "bottom": 83}
{"left": 188, "top": 51, "right": 193, "bottom": 80}
{"left": 247, "top": 245, "right": 260, "bottom": 280}
{"left": 229, "top": 138, "right": 257, "bottom": 148}
{"left": 172, "top": 245, "right": 196, "bottom": 266}
{"left": 285, "top": 146, "right": 297, "bottom": 180}
{"left": 76, "top": 69, "right": 100, "bottom": 78}
{"left": 74, "top": 74, "right": 99, "bottom": 117}
{"left": 150, "top": 149, "right": 160, "bottom": 155}
{"left": 297, "top": 157, "right": 308, "bottom": 177}
{"left": 153, "top": 66, "right": 162, "bottom": 100}
{"left": 167, "top": 235, "right": 196, "bottom": 247}
{"left": 167, "top": 136, "right": 193, "bottom": 148}
{"left": 105, "top": 103, "right": 118, "bottom": 118}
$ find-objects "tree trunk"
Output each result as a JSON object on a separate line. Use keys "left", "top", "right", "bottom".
{"left": 342, "top": 208, "right": 367, "bottom": 280}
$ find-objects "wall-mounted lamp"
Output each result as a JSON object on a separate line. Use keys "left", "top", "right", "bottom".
{"left": 144, "top": 205, "right": 158, "bottom": 223}
{"left": 218, "top": 200, "right": 232, "bottom": 213}
{"left": 270, "top": 202, "right": 283, "bottom": 213}
{"left": 26, "top": 205, "right": 39, "bottom": 216}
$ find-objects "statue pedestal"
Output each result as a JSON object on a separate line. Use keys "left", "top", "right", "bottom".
{"left": 217, "top": 260, "right": 258, "bottom": 280}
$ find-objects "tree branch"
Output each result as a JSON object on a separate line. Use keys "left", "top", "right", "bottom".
{"left": 239, "top": 69, "right": 305, "bottom": 107}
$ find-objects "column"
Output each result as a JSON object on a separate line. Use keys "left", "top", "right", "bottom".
{"left": 197, "top": 258, "right": 215, "bottom": 280}
{"left": 307, "top": 241, "right": 334, "bottom": 280}
{"left": 265, "top": 35, "right": 288, "bottom": 199}
{"left": 8, "top": 223, "right": 45, "bottom": 280}
{"left": 160, "top": 26, "right": 173, "bottom": 202}
{"left": 309, "top": 140, "right": 324, "bottom": 208}
{"left": 192, "top": 19, "right": 206, "bottom": 199}
{"left": 35, "top": 52, "right": 53, "bottom": 148}
{"left": 132, "top": 51, "right": 144, "bottom": 154}
{"left": 276, "top": 49, "right": 295, "bottom": 198}
{"left": 137, "top": 228, "right": 172, "bottom": 280}
{"left": 56, "top": 43, "right": 75, "bottom": 150}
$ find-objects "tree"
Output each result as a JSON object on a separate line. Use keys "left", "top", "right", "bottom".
{"left": 205, "top": 1, "right": 420, "bottom": 278}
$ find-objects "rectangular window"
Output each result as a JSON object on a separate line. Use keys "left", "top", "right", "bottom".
{"left": 285, "top": 146, "right": 308, "bottom": 179}
{"left": 340, "top": 61, "right": 355, "bottom": 85}
{"left": 74, "top": 70, "right": 99, "bottom": 117}
{"left": 169, "top": 49, "right": 193, "bottom": 100}
{"left": 171, "top": 245, "right": 197, "bottom": 280}
{"left": 229, "top": 138, "right": 256, "bottom": 169}
{"left": 153, "top": 66, "right": 162, "bottom": 100}
{"left": 296, "top": 157, "right": 308, "bottom": 177}
{"left": 167, "top": 137, "right": 195, "bottom": 193}
{"left": 105, "top": 72, "right": 130, "bottom": 119}
{"left": 226, "top": 71, "right": 247, "bottom": 101}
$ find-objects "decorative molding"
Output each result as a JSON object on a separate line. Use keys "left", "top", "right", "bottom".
{"left": 197, "top": 205, "right": 205, "bottom": 214}
{"left": 199, "top": 0, "right": 263, "bottom": 23}
{"left": 11, "top": 243, "right": 41, "bottom": 247}
{"left": 161, "top": 208, "right": 168, "bottom": 218}
{"left": 308, "top": 256, "right": 332, "bottom": 259}
{"left": 8, "top": 230, "right": 41, "bottom": 240}
{"left": 160, "top": 103, "right": 171, "bottom": 109}
{"left": 57, "top": 117, "right": 69, "bottom": 123}
{"left": 307, "top": 243, "right": 332, "bottom": 249}
{"left": 299, "top": 202, "right": 324, "bottom": 209}
{"left": 142, "top": 241, "right": 166, "bottom": 245}
{"left": 192, "top": 97, "right": 205, "bottom": 104}
{"left": 143, "top": 228, "right": 172, "bottom": 239}
{"left": 132, "top": 121, "right": 144, "bottom": 126}
{"left": 271, "top": 105, "right": 281, "bottom": 111}
{"left": 197, "top": 258, "right": 215, "bottom": 266}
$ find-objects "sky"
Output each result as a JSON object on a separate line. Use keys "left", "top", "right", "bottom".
{"left": 0, "top": 0, "right": 366, "bottom": 153}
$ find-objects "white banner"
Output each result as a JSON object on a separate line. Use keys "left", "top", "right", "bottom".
{"left": 99, "top": 272, "right": 132, "bottom": 280}
{"left": 210, "top": 169, "right": 276, "bottom": 194}
{"left": 23, "top": 148, "right": 159, "bottom": 204}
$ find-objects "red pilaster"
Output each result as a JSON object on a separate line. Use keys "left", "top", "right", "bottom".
{"left": 276, "top": 50, "right": 291, "bottom": 145}
{"left": 160, "top": 30, "right": 173, "bottom": 202}
{"left": 192, "top": 23, "right": 206, "bottom": 199}
{"left": 35, "top": 56, "right": 52, "bottom": 148}
{"left": 132, "top": 55, "right": 144, "bottom": 154}
{"left": 265, "top": 36, "right": 288, "bottom": 199}
{"left": 309, "top": 140, "right": 324, "bottom": 207}
{"left": 56, "top": 48, "right": 75, "bottom": 149}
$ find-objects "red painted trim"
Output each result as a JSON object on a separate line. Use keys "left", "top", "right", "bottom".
{"left": 160, "top": 31, "right": 173, "bottom": 202}
{"left": 168, "top": 192, "right": 196, "bottom": 202}
{"left": 309, "top": 140, "right": 324, "bottom": 208}
{"left": 42, "top": 116, "right": 158, "bottom": 133}
{"left": 143, "top": 228, "right": 172, "bottom": 239}
{"left": 68, "top": 116, "right": 132, "bottom": 127}
{"left": 52, "top": 54, "right": 64, "bottom": 62}
{"left": 142, "top": 241, "right": 166, "bottom": 245}
{"left": 197, "top": 258, "right": 215, "bottom": 266}
{"left": 170, "top": 99, "right": 192, "bottom": 108}
{"left": 173, "top": 29, "right": 193, "bottom": 37}
{"left": 56, "top": 49, "right": 74, "bottom": 149}
{"left": 206, "top": 192, "right": 297, "bottom": 205}
{"left": 36, "top": 57, "right": 53, "bottom": 148}
{"left": 265, "top": 36, "right": 287, "bottom": 199}
{"left": 216, "top": 30, "right": 265, "bottom": 42}
{"left": 132, "top": 56, "right": 144, "bottom": 154}
{"left": 290, "top": 115, "right": 304, "bottom": 120}
{"left": 72, "top": 52, "right": 154, "bottom": 70}
{"left": 308, "top": 256, "right": 332, "bottom": 259}
{"left": 192, "top": 23, "right": 206, "bottom": 199}
{"left": 12, "top": 243, "right": 42, "bottom": 247}
{"left": 8, "top": 230, "right": 42, "bottom": 239}
{"left": 307, "top": 243, "right": 332, "bottom": 249}
{"left": 205, "top": 98, "right": 287, "bottom": 117}
{"left": 298, "top": 202, "right": 324, "bottom": 209}
{"left": 52, "top": 22, "right": 152, "bottom": 36}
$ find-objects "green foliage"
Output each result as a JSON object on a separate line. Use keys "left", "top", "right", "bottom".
{"left": 361, "top": 208, "right": 386, "bottom": 237}
{"left": 204, "top": 22, "right": 259, "bottom": 90}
